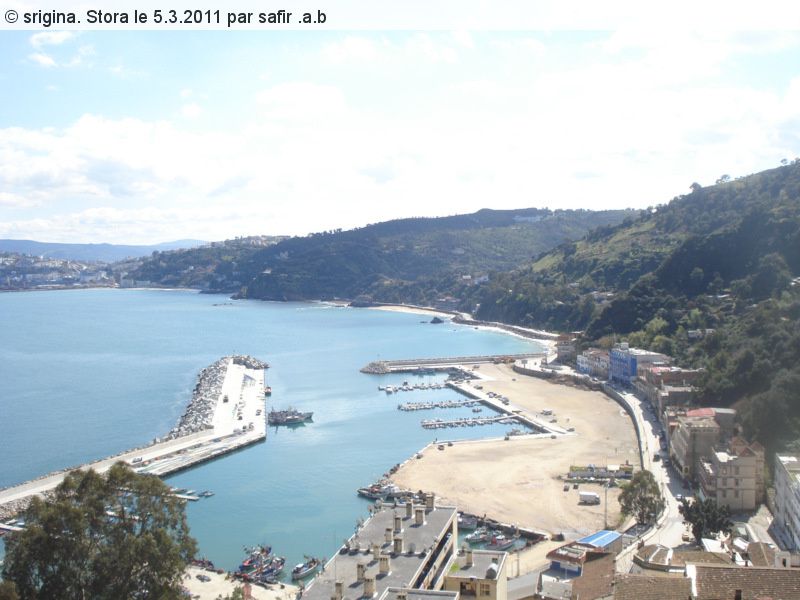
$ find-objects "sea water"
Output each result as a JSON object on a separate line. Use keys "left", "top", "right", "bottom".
{"left": 0, "top": 289, "right": 543, "bottom": 571}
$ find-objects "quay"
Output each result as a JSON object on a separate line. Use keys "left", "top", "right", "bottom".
{"left": 0, "top": 355, "right": 269, "bottom": 519}
{"left": 361, "top": 352, "right": 546, "bottom": 374}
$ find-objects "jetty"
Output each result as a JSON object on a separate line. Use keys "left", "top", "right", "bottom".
{"left": 421, "top": 415, "right": 517, "bottom": 429}
{"left": 397, "top": 399, "right": 480, "bottom": 411}
{"left": 361, "top": 352, "right": 545, "bottom": 374}
{"left": 0, "top": 355, "right": 269, "bottom": 519}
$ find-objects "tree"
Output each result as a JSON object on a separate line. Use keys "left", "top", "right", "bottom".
{"left": 619, "top": 470, "right": 664, "bottom": 525}
{"left": 2, "top": 463, "right": 196, "bottom": 600}
{"left": 0, "top": 581, "right": 19, "bottom": 600}
{"left": 679, "top": 498, "right": 733, "bottom": 545}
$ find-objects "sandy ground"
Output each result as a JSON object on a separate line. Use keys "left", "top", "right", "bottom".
{"left": 391, "top": 364, "right": 638, "bottom": 543}
{"left": 366, "top": 304, "right": 454, "bottom": 318}
{"left": 183, "top": 567, "right": 298, "bottom": 600}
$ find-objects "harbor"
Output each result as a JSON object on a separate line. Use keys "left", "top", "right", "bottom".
{"left": 0, "top": 354, "right": 270, "bottom": 520}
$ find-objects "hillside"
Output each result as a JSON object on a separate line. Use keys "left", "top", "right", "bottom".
{"left": 0, "top": 239, "right": 208, "bottom": 263}
{"left": 472, "top": 162, "right": 800, "bottom": 452}
{"left": 126, "top": 208, "right": 634, "bottom": 301}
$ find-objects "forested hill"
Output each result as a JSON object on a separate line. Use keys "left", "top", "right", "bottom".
{"left": 472, "top": 161, "right": 800, "bottom": 453}
{"left": 126, "top": 207, "right": 633, "bottom": 302}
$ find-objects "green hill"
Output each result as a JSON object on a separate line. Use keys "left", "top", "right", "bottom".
{"left": 471, "top": 162, "right": 800, "bottom": 452}
{"left": 126, "top": 208, "right": 633, "bottom": 303}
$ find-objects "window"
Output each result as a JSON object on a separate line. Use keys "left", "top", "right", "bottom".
{"left": 480, "top": 584, "right": 491, "bottom": 596}
{"left": 735, "top": 490, "right": 739, "bottom": 498}
{"left": 735, "top": 467, "right": 740, "bottom": 475}
{"left": 722, "top": 489, "right": 727, "bottom": 498}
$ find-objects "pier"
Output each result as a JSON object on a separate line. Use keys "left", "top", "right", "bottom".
{"left": 0, "top": 355, "right": 269, "bottom": 519}
{"left": 361, "top": 352, "right": 546, "bottom": 374}
{"left": 397, "top": 399, "right": 480, "bottom": 411}
{"left": 421, "top": 415, "right": 517, "bottom": 429}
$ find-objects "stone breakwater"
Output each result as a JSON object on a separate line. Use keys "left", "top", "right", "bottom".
{"left": 166, "top": 355, "right": 269, "bottom": 439}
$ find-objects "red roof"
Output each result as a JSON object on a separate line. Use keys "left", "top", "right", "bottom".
{"left": 687, "top": 408, "right": 715, "bottom": 418}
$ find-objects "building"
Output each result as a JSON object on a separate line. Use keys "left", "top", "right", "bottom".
{"left": 633, "top": 365, "right": 702, "bottom": 415}
{"left": 538, "top": 530, "right": 622, "bottom": 598}
{"left": 442, "top": 548, "right": 507, "bottom": 600}
{"left": 577, "top": 349, "right": 610, "bottom": 380}
{"left": 302, "top": 495, "right": 459, "bottom": 600}
{"left": 669, "top": 416, "right": 721, "bottom": 481}
{"left": 774, "top": 454, "right": 800, "bottom": 551}
{"left": 555, "top": 336, "right": 577, "bottom": 363}
{"left": 697, "top": 438, "right": 765, "bottom": 511}
{"left": 685, "top": 563, "right": 800, "bottom": 599}
{"left": 608, "top": 344, "right": 670, "bottom": 385}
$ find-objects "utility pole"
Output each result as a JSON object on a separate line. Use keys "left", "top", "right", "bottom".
{"left": 604, "top": 482, "right": 609, "bottom": 530}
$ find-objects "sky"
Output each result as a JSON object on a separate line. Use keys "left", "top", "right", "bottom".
{"left": 1, "top": 27, "right": 800, "bottom": 244}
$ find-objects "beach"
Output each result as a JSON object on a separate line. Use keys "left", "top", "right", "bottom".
{"left": 183, "top": 567, "right": 299, "bottom": 600}
{"left": 391, "top": 363, "right": 638, "bottom": 540}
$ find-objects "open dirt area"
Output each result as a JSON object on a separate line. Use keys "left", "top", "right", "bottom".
{"left": 183, "top": 567, "right": 298, "bottom": 600}
{"left": 391, "top": 364, "right": 639, "bottom": 541}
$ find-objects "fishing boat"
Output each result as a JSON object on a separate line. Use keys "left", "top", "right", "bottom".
{"left": 357, "top": 482, "right": 401, "bottom": 500}
{"left": 291, "top": 556, "right": 321, "bottom": 580}
{"left": 238, "top": 545, "right": 272, "bottom": 572}
{"left": 464, "top": 527, "right": 491, "bottom": 545}
{"left": 268, "top": 408, "right": 313, "bottom": 425}
{"left": 264, "top": 386, "right": 272, "bottom": 396}
{"left": 486, "top": 534, "right": 518, "bottom": 551}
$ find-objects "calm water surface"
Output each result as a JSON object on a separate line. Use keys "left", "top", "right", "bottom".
{"left": 0, "top": 289, "right": 542, "bottom": 572}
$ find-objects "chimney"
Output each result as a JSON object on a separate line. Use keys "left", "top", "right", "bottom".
{"left": 396, "top": 592, "right": 407, "bottom": 600}
{"left": 394, "top": 514, "right": 402, "bottom": 533}
{"left": 385, "top": 527, "right": 393, "bottom": 543}
{"left": 405, "top": 502, "right": 413, "bottom": 518}
{"left": 372, "top": 543, "right": 380, "bottom": 560}
{"left": 415, "top": 507, "right": 425, "bottom": 526}
{"left": 393, "top": 535, "right": 403, "bottom": 554}
{"left": 466, "top": 549, "right": 474, "bottom": 567}
{"left": 364, "top": 575, "right": 376, "bottom": 598}
{"left": 379, "top": 555, "right": 391, "bottom": 575}
{"left": 334, "top": 581, "right": 344, "bottom": 600}
{"left": 356, "top": 562, "right": 366, "bottom": 582}
{"left": 425, "top": 493, "right": 435, "bottom": 511}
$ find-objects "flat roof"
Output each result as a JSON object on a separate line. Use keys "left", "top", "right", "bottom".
{"left": 578, "top": 530, "right": 621, "bottom": 549}
{"left": 381, "top": 589, "right": 459, "bottom": 600}
{"left": 447, "top": 549, "right": 506, "bottom": 580}
{"left": 303, "top": 503, "right": 457, "bottom": 600}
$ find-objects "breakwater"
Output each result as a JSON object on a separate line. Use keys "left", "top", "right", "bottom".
{"left": 0, "top": 355, "right": 268, "bottom": 519}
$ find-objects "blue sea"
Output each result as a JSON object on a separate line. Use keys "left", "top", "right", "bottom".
{"left": 0, "top": 289, "right": 542, "bottom": 572}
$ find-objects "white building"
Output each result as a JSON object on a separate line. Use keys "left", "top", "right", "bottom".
{"left": 774, "top": 455, "right": 800, "bottom": 551}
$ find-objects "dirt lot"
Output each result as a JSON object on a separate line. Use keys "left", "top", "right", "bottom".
{"left": 391, "top": 364, "right": 639, "bottom": 540}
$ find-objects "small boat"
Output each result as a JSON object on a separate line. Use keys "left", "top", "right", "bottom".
{"left": 268, "top": 408, "right": 313, "bottom": 425}
{"left": 472, "top": 407, "right": 483, "bottom": 413}
{"left": 465, "top": 527, "right": 491, "bottom": 545}
{"left": 264, "top": 386, "right": 273, "bottom": 397}
{"left": 357, "top": 483, "right": 400, "bottom": 500}
{"left": 199, "top": 490, "right": 214, "bottom": 498}
{"left": 239, "top": 545, "right": 272, "bottom": 572}
{"left": 291, "top": 556, "right": 321, "bottom": 580}
{"left": 486, "top": 534, "right": 518, "bottom": 551}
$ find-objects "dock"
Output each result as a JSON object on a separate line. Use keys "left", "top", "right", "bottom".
{"left": 361, "top": 352, "right": 546, "bottom": 374}
{"left": 0, "top": 355, "right": 269, "bottom": 519}
{"left": 397, "top": 399, "right": 480, "bottom": 411}
{"left": 421, "top": 415, "right": 517, "bottom": 429}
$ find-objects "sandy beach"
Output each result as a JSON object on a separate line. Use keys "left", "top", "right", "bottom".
{"left": 391, "top": 363, "right": 638, "bottom": 541}
{"left": 365, "top": 304, "right": 455, "bottom": 319}
{"left": 183, "top": 567, "right": 299, "bottom": 600}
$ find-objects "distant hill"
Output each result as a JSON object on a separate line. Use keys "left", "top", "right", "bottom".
{"left": 126, "top": 208, "right": 635, "bottom": 302}
{"left": 0, "top": 239, "right": 207, "bottom": 263}
{"left": 470, "top": 162, "right": 800, "bottom": 453}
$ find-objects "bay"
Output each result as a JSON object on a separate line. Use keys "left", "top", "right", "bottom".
{"left": 0, "top": 289, "right": 542, "bottom": 572}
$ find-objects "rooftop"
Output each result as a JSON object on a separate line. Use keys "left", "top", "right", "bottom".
{"left": 380, "top": 589, "right": 458, "bottom": 600}
{"left": 577, "top": 530, "right": 621, "bottom": 549}
{"left": 687, "top": 563, "right": 800, "bottom": 600}
{"left": 303, "top": 501, "right": 457, "bottom": 600}
{"left": 446, "top": 549, "right": 505, "bottom": 580}
{"left": 613, "top": 574, "right": 693, "bottom": 600}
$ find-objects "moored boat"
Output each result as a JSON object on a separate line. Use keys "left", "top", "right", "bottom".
{"left": 465, "top": 527, "right": 491, "bottom": 545}
{"left": 291, "top": 556, "right": 321, "bottom": 580}
{"left": 486, "top": 534, "right": 518, "bottom": 551}
{"left": 268, "top": 408, "right": 313, "bottom": 425}
{"left": 458, "top": 513, "right": 479, "bottom": 530}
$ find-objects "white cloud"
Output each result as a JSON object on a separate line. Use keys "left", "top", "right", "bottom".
{"left": 28, "top": 53, "right": 57, "bottom": 68}
{"left": 3, "top": 33, "right": 800, "bottom": 244}
{"left": 30, "top": 31, "right": 75, "bottom": 48}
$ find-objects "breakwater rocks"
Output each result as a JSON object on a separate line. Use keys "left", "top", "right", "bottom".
{"left": 231, "top": 355, "right": 269, "bottom": 370}
{"left": 167, "top": 355, "right": 268, "bottom": 439}
{"left": 361, "top": 361, "right": 390, "bottom": 374}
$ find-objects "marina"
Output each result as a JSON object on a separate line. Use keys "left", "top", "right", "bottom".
{"left": 0, "top": 289, "right": 544, "bottom": 571}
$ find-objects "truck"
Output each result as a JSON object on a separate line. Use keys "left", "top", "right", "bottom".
{"left": 579, "top": 491, "right": 601, "bottom": 505}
